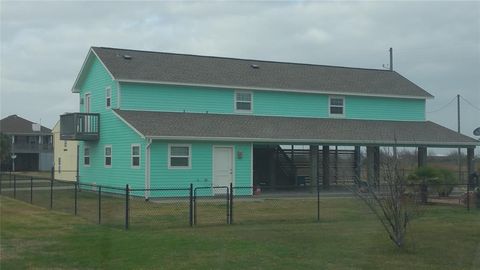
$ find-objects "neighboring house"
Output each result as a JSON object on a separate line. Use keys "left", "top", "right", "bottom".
{"left": 0, "top": 115, "right": 53, "bottom": 171}
{"left": 60, "top": 47, "right": 478, "bottom": 197}
{"left": 52, "top": 120, "right": 78, "bottom": 181}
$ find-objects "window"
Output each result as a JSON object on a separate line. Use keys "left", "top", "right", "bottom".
{"left": 329, "top": 96, "right": 345, "bottom": 117}
{"left": 105, "top": 145, "right": 112, "bottom": 167}
{"left": 131, "top": 144, "right": 140, "bottom": 168}
{"left": 106, "top": 87, "right": 111, "bottom": 109}
{"left": 168, "top": 144, "right": 191, "bottom": 169}
{"left": 58, "top": 157, "right": 61, "bottom": 173}
{"left": 235, "top": 91, "right": 252, "bottom": 112}
{"left": 84, "top": 147, "right": 90, "bottom": 166}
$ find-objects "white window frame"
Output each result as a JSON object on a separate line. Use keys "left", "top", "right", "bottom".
{"left": 168, "top": 144, "right": 192, "bottom": 169}
{"left": 131, "top": 144, "right": 141, "bottom": 168}
{"left": 328, "top": 96, "right": 345, "bottom": 118}
{"left": 104, "top": 145, "right": 112, "bottom": 168}
{"left": 234, "top": 91, "right": 253, "bottom": 113}
{"left": 84, "top": 146, "right": 90, "bottom": 167}
{"left": 105, "top": 86, "right": 112, "bottom": 109}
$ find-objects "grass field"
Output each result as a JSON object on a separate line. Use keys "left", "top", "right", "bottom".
{"left": 1, "top": 195, "right": 479, "bottom": 269}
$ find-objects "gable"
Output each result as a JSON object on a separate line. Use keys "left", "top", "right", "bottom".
{"left": 72, "top": 48, "right": 114, "bottom": 93}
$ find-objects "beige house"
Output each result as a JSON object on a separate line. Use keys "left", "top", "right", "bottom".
{"left": 52, "top": 121, "right": 78, "bottom": 181}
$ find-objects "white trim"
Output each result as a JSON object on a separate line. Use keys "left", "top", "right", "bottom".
{"left": 105, "top": 86, "right": 112, "bottom": 109}
{"left": 212, "top": 145, "right": 235, "bottom": 188}
{"left": 131, "top": 144, "right": 141, "bottom": 169}
{"left": 111, "top": 110, "right": 145, "bottom": 138}
{"left": 168, "top": 144, "right": 192, "bottom": 169}
{"left": 118, "top": 78, "right": 433, "bottom": 100}
{"left": 147, "top": 135, "right": 479, "bottom": 147}
{"left": 234, "top": 90, "right": 253, "bottom": 113}
{"left": 328, "top": 96, "right": 345, "bottom": 118}
{"left": 83, "top": 146, "right": 90, "bottom": 167}
{"left": 145, "top": 138, "right": 152, "bottom": 199}
{"left": 104, "top": 145, "right": 112, "bottom": 168}
{"left": 72, "top": 48, "right": 115, "bottom": 93}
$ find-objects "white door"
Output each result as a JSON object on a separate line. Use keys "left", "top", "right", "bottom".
{"left": 213, "top": 146, "right": 234, "bottom": 193}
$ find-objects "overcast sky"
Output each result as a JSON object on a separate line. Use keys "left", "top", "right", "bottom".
{"left": 1, "top": 1, "right": 479, "bottom": 148}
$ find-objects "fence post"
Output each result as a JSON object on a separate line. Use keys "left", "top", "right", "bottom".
{"left": 317, "top": 176, "right": 320, "bottom": 222}
{"left": 50, "top": 177, "right": 53, "bottom": 209}
{"left": 229, "top": 183, "right": 233, "bottom": 225}
{"left": 30, "top": 177, "right": 33, "bottom": 204}
{"left": 226, "top": 187, "right": 230, "bottom": 225}
{"left": 193, "top": 189, "right": 197, "bottom": 226}
{"left": 13, "top": 175, "right": 17, "bottom": 199}
{"left": 189, "top": 183, "right": 193, "bottom": 227}
{"left": 125, "top": 184, "right": 129, "bottom": 230}
{"left": 74, "top": 182, "right": 78, "bottom": 216}
{"left": 98, "top": 186, "right": 102, "bottom": 224}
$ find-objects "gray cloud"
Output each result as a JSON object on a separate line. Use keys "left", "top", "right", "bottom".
{"left": 1, "top": 1, "right": 479, "bottom": 151}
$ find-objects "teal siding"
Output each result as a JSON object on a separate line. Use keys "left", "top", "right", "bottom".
{"left": 346, "top": 96, "right": 425, "bottom": 121}
{"left": 119, "top": 82, "right": 425, "bottom": 121}
{"left": 254, "top": 91, "right": 329, "bottom": 117}
{"left": 78, "top": 56, "right": 145, "bottom": 189}
{"left": 150, "top": 141, "right": 252, "bottom": 195}
{"left": 121, "top": 83, "right": 233, "bottom": 113}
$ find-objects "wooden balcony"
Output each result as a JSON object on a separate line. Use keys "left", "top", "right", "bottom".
{"left": 60, "top": 113, "right": 100, "bottom": 141}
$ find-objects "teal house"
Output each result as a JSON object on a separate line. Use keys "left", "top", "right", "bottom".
{"left": 60, "top": 47, "right": 478, "bottom": 198}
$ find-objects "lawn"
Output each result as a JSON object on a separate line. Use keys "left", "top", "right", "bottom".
{"left": 1, "top": 195, "right": 479, "bottom": 269}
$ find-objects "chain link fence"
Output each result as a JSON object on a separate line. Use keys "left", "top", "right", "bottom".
{"left": 1, "top": 171, "right": 478, "bottom": 231}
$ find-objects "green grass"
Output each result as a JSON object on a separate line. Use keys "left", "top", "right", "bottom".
{"left": 1, "top": 195, "right": 479, "bottom": 269}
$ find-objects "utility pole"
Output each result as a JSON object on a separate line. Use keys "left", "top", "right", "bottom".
{"left": 457, "top": 94, "right": 461, "bottom": 182}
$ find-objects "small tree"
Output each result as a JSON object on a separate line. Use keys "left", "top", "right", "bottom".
{"left": 353, "top": 150, "right": 418, "bottom": 248}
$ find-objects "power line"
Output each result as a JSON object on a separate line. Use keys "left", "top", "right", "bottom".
{"left": 460, "top": 95, "right": 480, "bottom": 112}
{"left": 427, "top": 96, "right": 456, "bottom": 113}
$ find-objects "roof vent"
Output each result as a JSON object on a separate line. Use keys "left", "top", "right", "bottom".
{"left": 250, "top": 64, "right": 259, "bottom": 69}
{"left": 123, "top": 55, "right": 132, "bottom": 60}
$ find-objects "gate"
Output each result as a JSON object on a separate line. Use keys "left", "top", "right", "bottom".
{"left": 193, "top": 186, "right": 231, "bottom": 226}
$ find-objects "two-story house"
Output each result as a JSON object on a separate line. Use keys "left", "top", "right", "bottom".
{"left": 60, "top": 47, "right": 478, "bottom": 197}
{"left": 0, "top": 115, "right": 53, "bottom": 171}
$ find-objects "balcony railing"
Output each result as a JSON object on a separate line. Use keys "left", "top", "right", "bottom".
{"left": 60, "top": 113, "right": 100, "bottom": 141}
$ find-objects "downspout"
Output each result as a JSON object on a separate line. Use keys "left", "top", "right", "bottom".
{"left": 145, "top": 138, "right": 152, "bottom": 200}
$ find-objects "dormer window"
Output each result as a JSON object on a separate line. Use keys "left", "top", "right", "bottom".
{"left": 235, "top": 91, "right": 252, "bottom": 113}
{"left": 329, "top": 96, "right": 345, "bottom": 117}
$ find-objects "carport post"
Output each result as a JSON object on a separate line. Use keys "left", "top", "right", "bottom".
{"left": 466, "top": 147, "right": 474, "bottom": 211}
{"left": 98, "top": 186, "right": 102, "bottom": 224}
{"left": 317, "top": 175, "right": 320, "bottom": 222}
{"left": 322, "top": 146, "right": 330, "bottom": 189}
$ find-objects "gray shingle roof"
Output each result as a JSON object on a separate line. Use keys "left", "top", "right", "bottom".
{"left": 0, "top": 115, "right": 51, "bottom": 134}
{"left": 92, "top": 47, "right": 433, "bottom": 98}
{"left": 114, "top": 110, "right": 478, "bottom": 147}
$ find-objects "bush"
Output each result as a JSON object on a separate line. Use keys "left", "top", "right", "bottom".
{"left": 407, "top": 167, "right": 458, "bottom": 197}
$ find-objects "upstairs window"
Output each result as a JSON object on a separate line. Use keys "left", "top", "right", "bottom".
{"left": 131, "top": 144, "right": 140, "bottom": 168}
{"left": 106, "top": 87, "right": 112, "bottom": 109}
{"left": 169, "top": 144, "right": 191, "bottom": 169}
{"left": 84, "top": 147, "right": 90, "bottom": 166}
{"left": 329, "top": 96, "right": 345, "bottom": 117}
{"left": 105, "top": 145, "right": 112, "bottom": 168}
{"left": 235, "top": 91, "right": 252, "bottom": 113}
